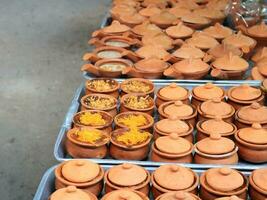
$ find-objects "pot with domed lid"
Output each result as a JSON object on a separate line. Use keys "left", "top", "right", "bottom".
{"left": 117, "top": 12, "right": 146, "bottom": 28}
{"left": 149, "top": 10, "right": 179, "bottom": 29}
{"left": 151, "top": 164, "right": 199, "bottom": 198}
{"left": 165, "top": 22, "right": 194, "bottom": 40}
{"left": 110, "top": 4, "right": 136, "bottom": 21}
{"left": 194, "top": 133, "right": 238, "bottom": 164}
{"left": 54, "top": 160, "right": 104, "bottom": 196}
{"left": 203, "top": 23, "right": 233, "bottom": 41}
{"left": 252, "top": 47, "right": 267, "bottom": 63}
{"left": 156, "top": 191, "right": 201, "bottom": 200}
{"left": 193, "top": 8, "right": 225, "bottom": 24}
{"left": 234, "top": 123, "right": 267, "bottom": 163}
{"left": 181, "top": 13, "right": 211, "bottom": 30}
{"left": 168, "top": 6, "right": 191, "bottom": 19}
{"left": 199, "top": 167, "right": 248, "bottom": 200}
{"left": 101, "top": 188, "right": 149, "bottom": 200}
{"left": 215, "top": 196, "right": 244, "bottom": 200}
{"left": 249, "top": 168, "right": 267, "bottom": 200}
{"left": 104, "top": 163, "right": 150, "bottom": 195}
{"left": 142, "top": 32, "right": 175, "bottom": 50}
{"left": 139, "top": 4, "right": 162, "bottom": 18}
{"left": 131, "top": 21, "right": 163, "bottom": 39}
{"left": 185, "top": 32, "right": 219, "bottom": 51}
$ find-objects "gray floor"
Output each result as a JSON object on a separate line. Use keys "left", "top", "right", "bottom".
{"left": 0, "top": 0, "right": 109, "bottom": 199}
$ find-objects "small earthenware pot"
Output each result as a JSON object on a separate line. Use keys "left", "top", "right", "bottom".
{"left": 117, "top": 12, "right": 146, "bottom": 28}
{"left": 65, "top": 127, "right": 109, "bottom": 159}
{"left": 151, "top": 164, "right": 199, "bottom": 198}
{"left": 104, "top": 163, "right": 150, "bottom": 195}
{"left": 181, "top": 13, "right": 211, "bottom": 30}
{"left": 110, "top": 4, "right": 137, "bottom": 21}
{"left": 199, "top": 167, "right": 248, "bottom": 200}
{"left": 101, "top": 189, "right": 149, "bottom": 200}
{"left": 155, "top": 191, "right": 201, "bottom": 200}
{"left": 130, "top": 21, "right": 163, "bottom": 39}
{"left": 252, "top": 47, "right": 267, "bottom": 63}
{"left": 203, "top": 23, "right": 233, "bottom": 41}
{"left": 149, "top": 11, "right": 179, "bottom": 29}
{"left": 249, "top": 168, "right": 267, "bottom": 200}
{"left": 165, "top": 22, "right": 194, "bottom": 40}
{"left": 193, "top": 8, "right": 225, "bottom": 25}
{"left": 55, "top": 160, "right": 104, "bottom": 196}
{"left": 139, "top": 4, "right": 162, "bottom": 18}
{"left": 151, "top": 133, "right": 193, "bottom": 163}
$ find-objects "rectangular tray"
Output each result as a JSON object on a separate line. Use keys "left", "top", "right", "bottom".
{"left": 33, "top": 164, "right": 252, "bottom": 200}
{"left": 54, "top": 81, "right": 267, "bottom": 170}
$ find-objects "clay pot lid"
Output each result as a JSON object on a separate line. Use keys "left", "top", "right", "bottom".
{"left": 248, "top": 22, "right": 267, "bottom": 37}
{"left": 163, "top": 101, "right": 194, "bottom": 117}
{"left": 155, "top": 133, "right": 192, "bottom": 154}
{"left": 208, "top": 43, "right": 242, "bottom": 59}
{"left": 108, "top": 163, "right": 147, "bottom": 187}
{"left": 166, "top": 22, "right": 194, "bottom": 38}
{"left": 158, "top": 191, "right": 198, "bottom": 200}
{"left": 196, "top": 133, "right": 235, "bottom": 154}
{"left": 252, "top": 168, "right": 267, "bottom": 191}
{"left": 104, "top": 189, "right": 144, "bottom": 200}
{"left": 119, "top": 13, "right": 145, "bottom": 25}
{"left": 173, "top": 58, "right": 210, "bottom": 74}
{"left": 186, "top": 32, "right": 219, "bottom": 50}
{"left": 212, "top": 52, "right": 249, "bottom": 71}
{"left": 229, "top": 84, "right": 262, "bottom": 101}
{"left": 159, "top": 83, "right": 188, "bottom": 100}
{"left": 200, "top": 98, "right": 233, "bottom": 116}
{"left": 193, "top": 8, "right": 225, "bottom": 20}
{"left": 134, "top": 57, "right": 168, "bottom": 72}
{"left": 173, "top": 45, "right": 205, "bottom": 59}
{"left": 193, "top": 83, "right": 224, "bottom": 100}
{"left": 154, "top": 165, "right": 195, "bottom": 190}
{"left": 237, "top": 103, "right": 267, "bottom": 123}
{"left": 61, "top": 160, "right": 100, "bottom": 183}
{"left": 111, "top": 4, "right": 136, "bottom": 17}
{"left": 50, "top": 186, "right": 92, "bottom": 200}
{"left": 155, "top": 117, "right": 190, "bottom": 134}
{"left": 142, "top": 32, "right": 173, "bottom": 50}
{"left": 150, "top": 11, "right": 177, "bottom": 25}
{"left": 139, "top": 5, "right": 162, "bottom": 17}
{"left": 136, "top": 45, "right": 169, "bottom": 59}
{"left": 168, "top": 7, "right": 191, "bottom": 18}
{"left": 203, "top": 23, "right": 233, "bottom": 39}
{"left": 181, "top": 13, "right": 211, "bottom": 25}
{"left": 223, "top": 31, "right": 255, "bottom": 48}
{"left": 215, "top": 196, "right": 243, "bottom": 200}
{"left": 103, "top": 20, "right": 131, "bottom": 34}
{"left": 238, "top": 123, "right": 267, "bottom": 145}
{"left": 205, "top": 168, "right": 244, "bottom": 192}
{"left": 201, "top": 117, "right": 234, "bottom": 134}
{"left": 132, "top": 21, "right": 162, "bottom": 36}
{"left": 252, "top": 47, "right": 267, "bottom": 63}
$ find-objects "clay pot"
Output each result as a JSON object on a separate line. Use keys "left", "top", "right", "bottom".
{"left": 199, "top": 168, "right": 248, "bottom": 200}
{"left": 174, "top": 0, "right": 200, "bottom": 10}
{"left": 156, "top": 83, "right": 190, "bottom": 107}
{"left": 181, "top": 13, "right": 211, "bottom": 30}
{"left": 252, "top": 47, "right": 267, "bottom": 63}
{"left": 114, "top": 111, "right": 154, "bottom": 132}
{"left": 235, "top": 102, "right": 267, "bottom": 128}
{"left": 151, "top": 164, "right": 199, "bottom": 198}
{"left": 249, "top": 168, "right": 267, "bottom": 200}
{"left": 165, "top": 22, "right": 194, "bottom": 39}
{"left": 193, "top": 8, "right": 225, "bottom": 24}
{"left": 203, "top": 23, "right": 233, "bottom": 41}
{"left": 211, "top": 52, "right": 249, "bottom": 80}
{"left": 65, "top": 127, "right": 109, "bottom": 158}
{"left": 112, "top": 0, "right": 139, "bottom": 8}
{"left": 164, "top": 58, "right": 210, "bottom": 80}
{"left": 214, "top": 196, "right": 244, "bottom": 200}
{"left": 153, "top": 116, "right": 194, "bottom": 142}
{"left": 109, "top": 128, "right": 152, "bottom": 160}
{"left": 158, "top": 101, "right": 197, "bottom": 127}
{"left": 156, "top": 191, "right": 201, "bottom": 200}
{"left": 131, "top": 21, "right": 163, "bottom": 38}
{"left": 72, "top": 110, "right": 113, "bottom": 133}
{"left": 80, "top": 93, "right": 118, "bottom": 117}
{"left": 49, "top": 186, "right": 97, "bottom": 200}
{"left": 168, "top": 6, "right": 191, "bottom": 19}
{"left": 191, "top": 83, "right": 225, "bottom": 108}
{"left": 186, "top": 32, "right": 219, "bottom": 51}
{"left": 206, "top": 0, "right": 229, "bottom": 11}
{"left": 117, "top": 13, "right": 146, "bottom": 28}
{"left": 85, "top": 78, "right": 119, "bottom": 98}
{"left": 197, "top": 98, "right": 235, "bottom": 123}
{"left": 55, "top": 160, "right": 104, "bottom": 196}
{"left": 142, "top": 32, "right": 176, "bottom": 50}
{"left": 101, "top": 189, "right": 149, "bottom": 200}
{"left": 234, "top": 123, "right": 267, "bottom": 163}
{"left": 151, "top": 133, "right": 193, "bottom": 163}
{"left": 227, "top": 84, "right": 264, "bottom": 111}
{"left": 196, "top": 117, "right": 237, "bottom": 141}
{"left": 139, "top": 5, "right": 162, "bottom": 18}
{"left": 110, "top": 4, "right": 136, "bottom": 21}
{"left": 150, "top": 11, "right": 179, "bottom": 29}
{"left": 120, "top": 78, "right": 155, "bottom": 97}
{"left": 207, "top": 43, "right": 243, "bottom": 61}
{"left": 252, "top": 58, "right": 267, "bottom": 81}
{"left": 104, "top": 163, "right": 150, "bottom": 195}
{"left": 194, "top": 133, "right": 239, "bottom": 165}
{"left": 142, "top": 0, "right": 169, "bottom": 9}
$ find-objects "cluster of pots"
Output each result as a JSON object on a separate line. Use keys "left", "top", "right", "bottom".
{"left": 50, "top": 160, "right": 267, "bottom": 200}
{"left": 64, "top": 78, "right": 267, "bottom": 164}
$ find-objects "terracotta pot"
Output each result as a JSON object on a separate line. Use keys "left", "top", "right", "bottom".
{"left": 117, "top": 12, "right": 146, "bottom": 28}
{"left": 194, "top": 133, "right": 239, "bottom": 165}
{"left": 139, "top": 4, "right": 162, "bottom": 18}
{"left": 104, "top": 163, "right": 150, "bottom": 195}
{"left": 155, "top": 191, "right": 201, "bottom": 200}
{"left": 252, "top": 59, "right": 267, "bottom": 81}
{"left": 151, "top": 133, "right": 193, "bottom": 163}
{"left": 249, "top": 168, "right": 267, "bottom": 200}
{"left": 158, "top": 101, "right": 197, "bottom": 127}
{"left": 199, "top": 168, "right": 248, "bottom": 200}
{"left": 227, "top": 84, "right": 264, "bottom": 111}
{"left": 49, "top": 186, "right": 97, "bottom": 200}
{"left": 85, "top": 78, "right": 120, "bottom": 98}
{"left": 186, "top": 32, "right": 219, "bottom": 51}
{"left": 153, "top": 116, "right": 194, "bottom": 142}
{"left": 193, "top": 8, "right": 225, "bottom": 25}
{"left": 101, "top": 188, "right": 149, "bottom": 200}
{"left": 151, "top": 164, "right": 199, "bottom": 198}
{"left": 142, "top": 32, "right": 175, "bottom": 50}
{"left": 181, "top": 13, "right": 211, "bottom": 30}
{"left": 235, "top": 102, "right": 267, "bottom": 128}
{"left": 156, "top": 83, "right": 190, "bottom": 107}
{"left": 114, "top": 111, "right": 154, "bottom": 132}
{"left": 203, "top": 23, "right": 233, "bottom": 41}
{"left": 196, "top": 117, "right": 237, "bottom": 141}
{"left": 191, "top": 83, "right": 225, "bottom": 108}
{"left": 110, "top": 4, "right": 136, "bottom": 21}
{"left": 65, "top": 127, "right": 109, "bottom": 159}
{"left": 142, "top": 0, "right": 169, "bottom": 9}
{"left": 214, "top": 196, "right": 244, "bottom": 200}
{"left": 149, "top": 10, "right": 179, "bottom": 29}
{"left": 251, "top": 47, "right": 267, "bottom": 63}
{"left": 80, "top": 93, "right": 118, "bottom": 117}
{"left": 131, "top": 21, "right": 163, "bottom": 39}
{"left": 234, "top": 123, "right": 267, "bottom": 163}
{"left": 174, "top": 0, "right": 201, "bottom": 10}
{"left": 109, "top": 128, "right": 152, "bottom": 160}
{"left": 112, "top": 0, "right": 140, "bottom": 8}
{"left": 168, "top": 6, "right": 191, "bottom": 19}
{"left": 197, "top": 98, "right": 235, "bottom": 123}
{"left": 165, "top": 22, "right": 194, "bottom": 39}
{"left": 55, "top": 160, "right": 104, "bottom": 196}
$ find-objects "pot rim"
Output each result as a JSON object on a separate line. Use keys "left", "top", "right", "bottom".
{"left": 93, "top": 45, "right": 126, "bottom": 54}
{"left": 120, "top": 78, "right": 155, "bottom": 95}
{"left": 249, "top": 170, "right": 267, "bottom": 195}
{"left": 121, "top": 93, "right": 155, "bottom": 112}
{"left": 100, "top": 35, "right": 134, "bottom": 46}
{"left": 156, "top": 86, "right": 190, "bottom": 102}
{"left": 152, "top": 142, "right": 193, "bottom": 158}
{"left": 234, "top": 130, "right": 267, "bottom": 149}
{"left": 85, "top": 78, "right": 120, "bottom": 93}
{"left": 194, "top": 144, "right": 239, "bottom": 158}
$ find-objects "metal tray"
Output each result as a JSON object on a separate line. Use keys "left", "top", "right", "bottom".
{"left": 54, "top": 81, "right": 267, "bottom": 170}
{"left": 33, "top": 164, "right": 252, "bottom": 200}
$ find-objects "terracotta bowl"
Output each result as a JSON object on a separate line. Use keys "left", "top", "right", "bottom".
{"left": 249, "top": 168, "right": 267, "bottom": 200}
{"left": 101, "top": 189, "right": 149, "bottom": 200}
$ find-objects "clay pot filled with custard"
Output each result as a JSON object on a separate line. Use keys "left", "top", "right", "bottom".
{"left": 249, "top": 168, "right": 267, "bottom": 200}
{"left": 120, "top": 78, "right": 154, "bottom": 97}
{"left": 156, "top": 191, "right": 201, "bottom": 200}
{"left": 101, "top": 189, "right": 149, "bottom": 200}
{"left": 55, "top": 160, "right": 104, "bottom": 196}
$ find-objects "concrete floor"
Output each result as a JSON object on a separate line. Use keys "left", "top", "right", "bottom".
{"left": 0, "top": 0, "right": 109, "bottom": 199}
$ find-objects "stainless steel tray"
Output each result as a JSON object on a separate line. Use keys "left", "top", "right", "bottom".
{"left": 33, "top": 164, "right": 252, "bottom": 200}
{"left": 54, "top": 81, "right": 267, "bottom": 170}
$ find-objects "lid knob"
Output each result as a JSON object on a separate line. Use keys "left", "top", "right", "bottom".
{"left": 212, "top": 97, "right": 221, "bottom": 103}
{"left": 174, "top": 191, "right": 187, "bottom": 199}
{"left": 204, "top": 82, "right": 214, "bottom": 89}
{"left": 210, "top": 133, "right": 221, "bottom": 140}
{"left": 169, "top": 115, "right": 179, "bottom": 121}
{"left": 252, "top": 123, "right": 262, "bottom": 129}
{"left": 170, "top": 165, "right": 180, "bottom": 172}
{"left": 66, "top": 186, "right": 77, "bottom": 193}
{"left": 76, "top": 160, "right": 85, "bottom": 166}
{"left": 251, "top": 102, "right": 261, "bottom": 109}
{"left": 122, "top": 163, "right": 132, "bottom": 170}
{"left": 170, "top": 83, "right": 177, "bottom": 88}
{"left": 119, "top": 193, "right": 130, "bottom": 200}
{"left": 174, "top": 101, "right": 183, "bottom": 106}
{"left": 170, "top": 133, "right": 180, "bottom": 140}
{"left": 219, "top": 167, "right": 232, "bottom": 176}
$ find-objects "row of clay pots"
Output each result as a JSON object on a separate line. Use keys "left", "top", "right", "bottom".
{"left": 51, "top": 160, "right": 267, "bottom": 200}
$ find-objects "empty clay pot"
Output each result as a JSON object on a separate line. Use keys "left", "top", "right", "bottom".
{"left": 203, "top": 23, "right": 233, "bottom": 41}
{"left": 155, "top": 191, "right": 201, "bottom": 200}
{"left": 165, "top": 22, "right": 194, "bottom": 39}
{"left": 186, "top": 32, "right": 219, "bottom": 51}
{"left": 55, "top": 160, "right": 104, "bottom": 196}
{"left": 104, "top": 163, "right": 150, "bottom": 195}
{"left": 249, "top": 168, "right": 267, "bottom": 200}
{"left": 101, "top": 188, "right": 149, "bottom": 200}
{"left": 181, "top": 13, "right": 211, "bottom": 30}
{"left": 150, "top": 11, "right": 179, "bottom": 29}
